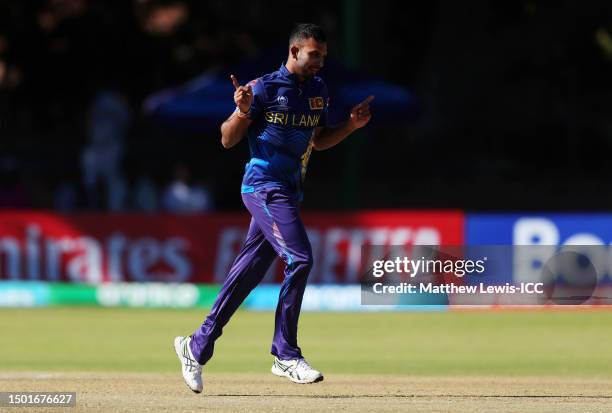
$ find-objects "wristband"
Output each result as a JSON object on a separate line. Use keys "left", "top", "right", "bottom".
{"left": 235, "top": 107, "right": 250, "bottom": 119}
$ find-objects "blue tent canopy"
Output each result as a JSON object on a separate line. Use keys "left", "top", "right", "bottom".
{"left": 143, "top": 50, "right": 419, "bottom": 133}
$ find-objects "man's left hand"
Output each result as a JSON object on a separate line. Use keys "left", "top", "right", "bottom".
{"left": 348, "top": 95, "right": 375, "bottom": 130}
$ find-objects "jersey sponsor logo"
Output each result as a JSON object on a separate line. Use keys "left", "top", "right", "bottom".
{"left": 308, "top": 97, "right": 325, "bottom": 110}
{"left": 265, "top": 111, "right": 321, "bottom": 127}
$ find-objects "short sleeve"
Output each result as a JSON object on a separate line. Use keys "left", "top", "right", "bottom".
{"left": 247, "top": 78, "right": 266, "bottom": 120}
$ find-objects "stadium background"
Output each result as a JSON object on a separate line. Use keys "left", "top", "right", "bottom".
{"left": 1, "top": 1, "right": 612, "bottom": 412}
{"left": 4, "top": 0, "right": 612, "bottom": 212}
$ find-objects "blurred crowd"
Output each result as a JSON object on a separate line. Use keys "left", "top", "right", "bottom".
{"left": 0, "top": 0, "right": 332, "bottom": 212}
{"left": 4, "top": 1, "right": 612, "bottom": 211}
{"left": 0, "top": 0, "right": 254, "bottom": 212}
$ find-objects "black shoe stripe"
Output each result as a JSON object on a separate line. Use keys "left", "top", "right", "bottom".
{"left": 181, "top": 339, "right": 199, "bottom": 371}
{"left": 275, "top": 359, "right": 291, "bottom": 372}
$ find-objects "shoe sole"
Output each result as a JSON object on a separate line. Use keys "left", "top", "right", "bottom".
{"left": 174, "top": 337, "right": 202, "bottom": 394}
{"left": 271, "top": 365, "right": 324, "bottom": 384}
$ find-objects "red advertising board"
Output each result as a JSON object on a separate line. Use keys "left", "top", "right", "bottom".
{"left": 0, "top": 211, "right": 464, "bottom": 283}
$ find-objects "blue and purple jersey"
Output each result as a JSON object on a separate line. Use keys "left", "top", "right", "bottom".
{"left": 241, "top": 64, "right": 329, "bottom": 199}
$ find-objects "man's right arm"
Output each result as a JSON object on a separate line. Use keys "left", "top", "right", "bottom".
{"left": 220, "top": 112, "right": 252, "bottom": 149}
{"left": 220, "top": 74, "right": 254, "bottom": 149}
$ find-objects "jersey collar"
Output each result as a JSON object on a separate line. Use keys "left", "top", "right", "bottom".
{"left": 279, "top": 63, "right": 296, "bottom": 80}
{"left": 279, "top": 63, "right": 311, "bottom": 85}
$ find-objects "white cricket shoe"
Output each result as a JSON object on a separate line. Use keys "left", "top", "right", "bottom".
{"left": 173, "top": 336, "right": 203, "bottom": 393}
{"left": 271, "top": 357, "right": 324, "bottom": 384}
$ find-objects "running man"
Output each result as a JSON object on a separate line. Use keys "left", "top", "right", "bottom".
{"left": 174, "top": 23, "right": 374, "bottom": 393}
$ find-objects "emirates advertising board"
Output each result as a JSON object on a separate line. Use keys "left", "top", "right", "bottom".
{"left": 0, "top": 211, "right": 464, "bottom": 284}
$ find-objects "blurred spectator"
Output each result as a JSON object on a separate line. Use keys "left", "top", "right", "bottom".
{"left": 162, "top": 164, "right": 213, "bottom": 213}
{"left": 0, "top": 33, "right": 23, "bottom": 98}
{"left": 135, "top": 0, "right": 189, "bottom": 36}
{"left": 54, "top": 180, "right": 79, "bottom": 211}
{"left": 80, "top": 90, "right": 131, "bottom": 211}
{"left": 133, "top": 173, "right": 159, "bottom": 212}
{"left": 37, "top": 0, "right": 88, "bottom": 33}
{"left": 0, "top": 158, "right": 30, "bottom": 209}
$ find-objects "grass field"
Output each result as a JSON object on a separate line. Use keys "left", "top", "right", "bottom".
{"left": 1, "top": 308, "right": 611, "bottom": 412}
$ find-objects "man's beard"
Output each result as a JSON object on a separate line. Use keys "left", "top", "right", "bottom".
{"left": 303, "top": 67, "right": 319, "bottom": 79}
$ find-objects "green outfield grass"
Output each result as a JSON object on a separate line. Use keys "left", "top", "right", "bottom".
{"left": 0, "top": 308, "right": 611, "bottom": 377}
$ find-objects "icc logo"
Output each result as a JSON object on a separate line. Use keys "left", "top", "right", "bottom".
{"left": 277, "top": 95, "right": 288, "bottom": 106}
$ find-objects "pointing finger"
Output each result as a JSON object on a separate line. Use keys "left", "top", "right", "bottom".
{"left": 359, "top": 95, "right": 375, "bottom": 107}
{"left": 230, "top": 74, "right": 240, "bottom": 90}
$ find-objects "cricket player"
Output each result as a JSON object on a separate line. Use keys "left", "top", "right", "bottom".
{"left": 174, "top": 23, "right": 373, "bottom": 393}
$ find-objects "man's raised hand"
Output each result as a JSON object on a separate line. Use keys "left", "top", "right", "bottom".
{"left": 231, "top": 75, "right": 253, "bottom": 115}
{"left": 349, "top": 95, "right": 375, "bottom": 129}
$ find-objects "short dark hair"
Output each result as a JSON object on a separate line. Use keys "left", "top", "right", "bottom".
{"left": 289, "top": 23, "right": 327, "bottom": 46}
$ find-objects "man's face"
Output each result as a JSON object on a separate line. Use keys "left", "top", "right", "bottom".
{"left": 292, "top": 38, "right": 327, "bottom": 79}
